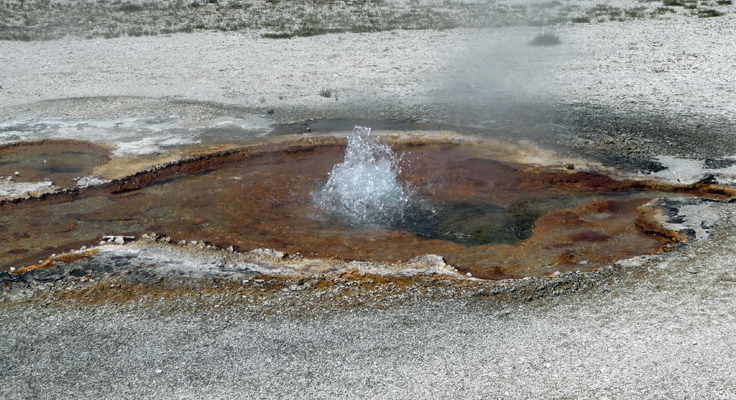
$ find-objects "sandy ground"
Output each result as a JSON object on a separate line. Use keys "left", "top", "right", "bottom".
{"left": 3, "top": 8, "right": 736, "bottom": 399}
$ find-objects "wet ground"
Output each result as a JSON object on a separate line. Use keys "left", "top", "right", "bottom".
{"left": 0, "top": 140, "right": 111, "bottom": 189}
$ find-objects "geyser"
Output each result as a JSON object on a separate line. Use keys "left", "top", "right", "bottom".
{"left": 312, "top": 126, "right": 415, "bottom": 228}
{"left": 2, "top": 131, "right": 714, "bottom": 279}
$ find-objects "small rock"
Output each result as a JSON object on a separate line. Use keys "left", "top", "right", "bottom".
{"left": 686, "top": 268, "right": 698, "bottom": 274}
{"left": 103, "top": 235, "right": 134, "bottom": 244}
{"left": 141, "top": 233, "right": 159, "bottom": 243}
{"left": 155, "top": 369, "right": 163, "bottom": 374}
{"left": 408, "top": 254, "right": 446, "bottom": 268}
{"left": 13, "top": 171, "right": 19, "bottom": 176}
{"left": 251, "top": 248, "right": 286, "bottom": 260}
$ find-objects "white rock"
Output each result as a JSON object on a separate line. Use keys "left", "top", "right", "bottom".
{"left": 75, "top": 176, "right": 110, "bottom": 188}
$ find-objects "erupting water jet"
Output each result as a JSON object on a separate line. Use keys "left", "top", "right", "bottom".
{"left": 312, "top": 126, "right": 416, "bottom": 229}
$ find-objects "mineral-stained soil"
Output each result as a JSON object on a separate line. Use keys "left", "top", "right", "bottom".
{"left": 2, "top": 136, "right": 727, "bottom": 279}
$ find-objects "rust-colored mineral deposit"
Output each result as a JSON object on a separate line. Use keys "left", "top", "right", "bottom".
{"left": 0, "top": 135, "right": 729, "bottom": 278}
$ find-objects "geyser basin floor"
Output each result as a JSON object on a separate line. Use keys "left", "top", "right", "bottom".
{"left": 1, "top": 134, "right": 730, "bottom": 279}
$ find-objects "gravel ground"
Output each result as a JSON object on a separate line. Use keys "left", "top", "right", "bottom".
{"left": 3, "top": 2, "right": 736, "bottom": 398}
{"left": 2, "top": 213, "right": 736, "bottom": 399}
{"left": 3, "top": 0, "right": 729, "bottom": 41}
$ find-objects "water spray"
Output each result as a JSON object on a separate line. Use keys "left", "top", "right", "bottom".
{"left": 313, "top": 126, "right": 414, "bottom": 228}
